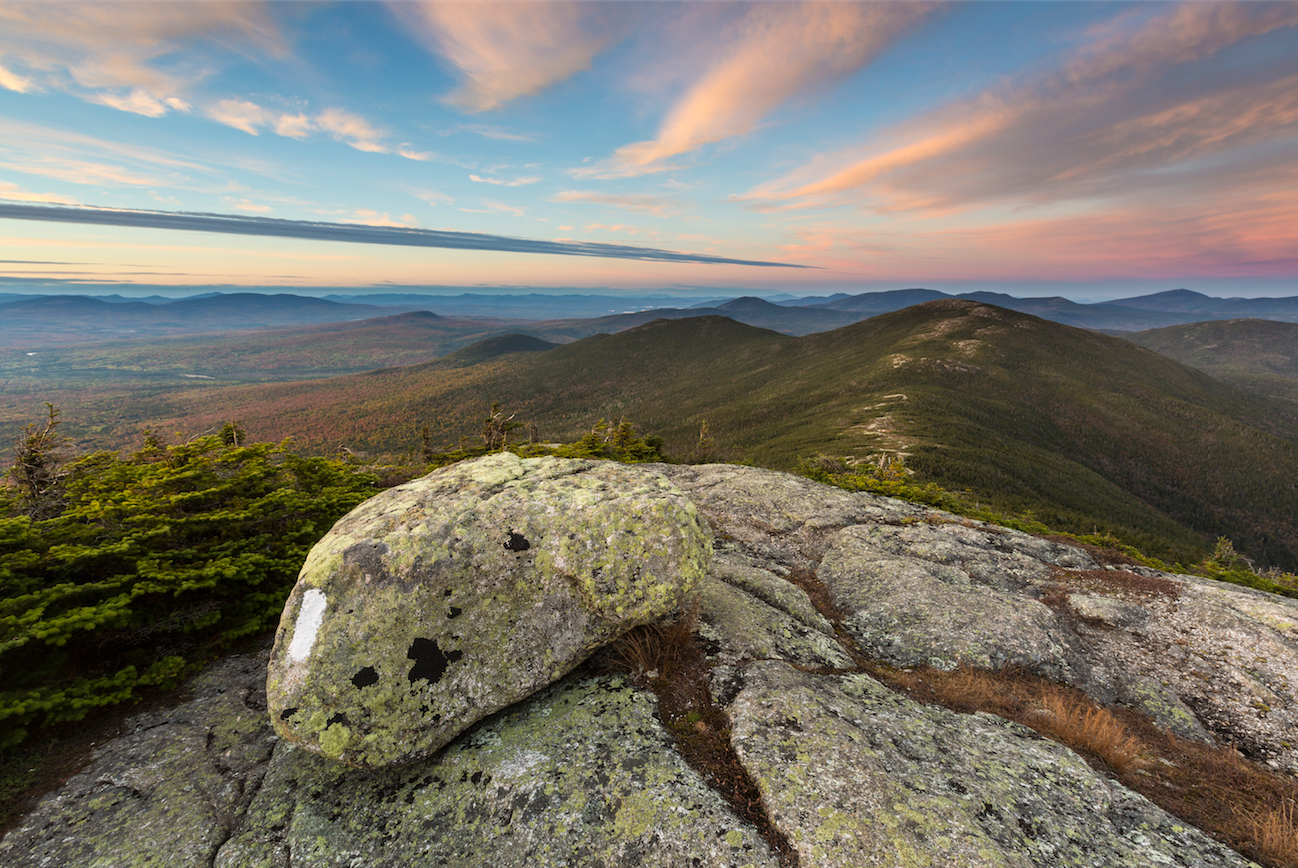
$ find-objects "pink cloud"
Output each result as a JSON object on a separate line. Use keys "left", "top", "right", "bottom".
{"left": 390, "top": 1, "right": 621, "bottom": 113}
{"left": 580, "top": 2, "right": 931, "bottom": 179}
{"left": 0, "top": 2, "right": 283, "bottom": 113}
{"left": 746, "top": 3, "right": 1298, "bottom": 213}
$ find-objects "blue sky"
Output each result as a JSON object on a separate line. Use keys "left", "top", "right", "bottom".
{"left": 1, "top": 1, "right": 1296, "bottom": 298}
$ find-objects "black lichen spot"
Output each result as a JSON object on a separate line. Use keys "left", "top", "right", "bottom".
{"left": 352, "top": 666, "right": 380, "bottom": 688}
{"left": 447, "top": 606, "right": 462, "bottom": 620}
{"left": 407, "top": 637, "right": 463, "bottom": 685}
{"left": 279, "top": 707, "right": 298, "bottom": 721}
{"left": 326, "top": 712, "right": 349, "bottom": 728}
{"left": 504, "top": 531, "right": 530, "bottom": 552}
{"left": 443, "top": 587, "right": 453, "bottom": 597}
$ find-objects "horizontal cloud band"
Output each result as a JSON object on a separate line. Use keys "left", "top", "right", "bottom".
{"left": 0, "top": 203, "right": 806, "bottom": 269}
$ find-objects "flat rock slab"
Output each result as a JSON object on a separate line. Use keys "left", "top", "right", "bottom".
{"left": 0, "top": 653, "right": 275, "bottom": 868}
{"left": 267, "top": 453, "right": 711, "bottom": 768}
{"left": 728, "top": 660, "right": 1251, "bottom": 868}
{"left": 221, "top": 674, "right": 778, "bottom": 868}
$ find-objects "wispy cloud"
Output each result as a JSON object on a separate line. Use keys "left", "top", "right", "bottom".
{"left": 553, "top": 191, "right": 682, "bottom": 217}
{"left": 444, "top": 124, "right": 540, "bottom": 143}
{"left": 0, "top": 180, "right": 78, "bottom": 205}
{"left": 344, "top": 210, "right": 419, "bottom": 228}
{"left": 460, "top": 200, "right": 529, "bottom": 218}
{"left": 577, "top": 2, "right": 931, "bottom": 179}
{"left": 745, "top": 2, "right": 1298, "bottom": 213}
{"left": 0, "top": 62, "right": 34, "bottom": 94}
{"left": 411, "top": 189, "right": 455, "bottom": 207}
{"left": 389, "top": 0, "right": 621, "bottom": 112}
{"left": 315, "top": 107, "right": 388, "bottom": 153}
{"left": 206, "top": 100, "right": 428, "bottom": 158}
{"left": 470, "top": 174, "right": 542, "bottom": 187}
{"left": 0, "top": 202, "right": 806, "bottom": 268}
{"left": 223, "top": 197, "right": 273, "bottom": 214}
{"left": 0, "top": 2, "right": 284, "bottom": 114}
{"left": 397, "top": 146, "right": 433, "bottom": 161}
{"left": 0, "top": 156, "right": 163, "bottom": 187}
{"left": 208, "top": 98, "right": 274, "bottom": 135}
{"left": 90, "top": 89, "right": 191, "bottom": 118}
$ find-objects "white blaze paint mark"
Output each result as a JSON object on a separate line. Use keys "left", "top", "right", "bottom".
{"left": 288, "top": 589, "right": 328, "bottom": 662}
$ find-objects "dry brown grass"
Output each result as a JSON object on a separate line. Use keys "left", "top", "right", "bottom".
{"left": 1241, "top": 799, "right": 1298, "bottom": 868}
{"left": 887, "top": 663, "right": 1298, "bottom": 868}
{"left": 604, "top": 599, "right": 799, "bottom": 867}
{"left": 606, "top": 596, "right": 700, "bottom": 681}
{"left": 1033, "top": 692, "right": 1146, "bottom": 775}
{"left": 780, "top": 560, "right": 1298, "bottom": 868}
{"left": 1051, "top": 567, "right": 1183, "bottom": 600}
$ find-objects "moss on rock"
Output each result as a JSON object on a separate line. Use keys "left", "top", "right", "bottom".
{"left": 267, "top": 454, "right": 712, "bottom": 769}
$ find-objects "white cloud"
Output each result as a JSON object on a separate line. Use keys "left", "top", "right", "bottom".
{"left": 411, "top": 189, "right": 455, "bottom": 207}
{"left": 0, "top": 63, "right": 34, "bottom": 93}
{"left": 398, "top": 146, "right": 433, "bottom": 161}
{"left": 315, "top": 107, "right": 389, "bottom": 153}
{"left": 470, "top": 174, "right": 542, "bottom": 187}
{"left": 224, "top": 197, "right": 273, "bottom": 214}
{"left": 0, "top": 180, "right": 78, "bottom": 204}
{"left": 274, "top": 113, "right": 314, "bottom": 139}
{"left": 344, "top": 210, "right": 419, "bottom": 228}
{"left": 91, "top": 88, "right": 172, "bottom": 118}
{"left": 209, "top": 98, "right": 274, "bottom": 135}
{"left": 207, "top": 101, "right": 408, "bottom": 157}
{"left": 0, "top": 2, "right": 284, "bottom": 115}
{"left": 0, "top": 156, "right": 161, "bottom": 187}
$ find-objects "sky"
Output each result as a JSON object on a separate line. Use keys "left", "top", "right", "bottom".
{"left": 0, "top": 0, "right": 1296, "bottom": 300}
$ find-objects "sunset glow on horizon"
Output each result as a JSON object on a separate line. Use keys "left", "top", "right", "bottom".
{"left": 1, "top": 1, "right": 1296, "bottom": 299}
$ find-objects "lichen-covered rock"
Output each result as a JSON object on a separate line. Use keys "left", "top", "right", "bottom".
{"left": 0, "top": 653, "right": 275, "bottom": 868}
{"left": 219, "top": 673, "right": 778, "bottom": 868}
{"left": 267, "top": 453, "right": 712, "bottom": 768}
{"left": 9, "top": 461, "right": 1298, "bottom": 868}
{"left": 727, "top": 660, "right": 1250, "bottom": 868}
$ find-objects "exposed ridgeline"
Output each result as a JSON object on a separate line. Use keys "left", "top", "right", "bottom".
{"left": 4, "top": 458, "right": 1296, "bottom": 867}
{"left": 143, "top": 300, "right": 1298, "bottom": 568}
{"left": 1126, "top": 319, "right": 1298, "bottom": 409}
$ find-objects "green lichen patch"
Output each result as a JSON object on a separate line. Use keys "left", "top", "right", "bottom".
{"left": 727, "top": 660, "right": 1251, "bottom": 868}
{"left": 219, "top": 673, "right": 777, "bottom": 868}
{"left": 266, "top": 455, "right": 712, "bottom": 769}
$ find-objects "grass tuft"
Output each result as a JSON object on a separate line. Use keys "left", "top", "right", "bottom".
{"left": 604, "top": 600, "right": 799, "bottom": 867}
{"left": 886, "top": 663, "right": 1298, "bottom": 868}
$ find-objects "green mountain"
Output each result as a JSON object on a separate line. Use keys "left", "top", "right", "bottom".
{"left": 1126, "top": 318, "right": 1298, "bottom": 408}
{"left": 112, "top": 300, "right": 1298, "bottom": 569}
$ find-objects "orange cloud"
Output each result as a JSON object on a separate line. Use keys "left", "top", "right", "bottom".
{"left": 746, "top": 3, "right": 1298, "bottom": 214}
{"left": 579, "top": 2, "right": 930, "bottom": 179}
{"left": 774, "top": 166, "right": 1298, "bottom": 282}
{"left": 390, "top": 1, "right": 620, "bottom": 113}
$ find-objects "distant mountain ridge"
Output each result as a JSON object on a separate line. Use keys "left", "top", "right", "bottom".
{"left": 1126, "top": 319, "right": 1298, "bottom": 408}
{"left": 116, "top": 300, "right": 1298, "bottom": 569}
{"left": 7, "top": 287, "right": 1298, "bottom": 337}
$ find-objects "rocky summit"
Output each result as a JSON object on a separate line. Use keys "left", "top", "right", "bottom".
{"left": 4, "top": 461, "right": 1296, "bottom": 867}
{"left": 267, "top": 453, "right": 712, "bottom": 768}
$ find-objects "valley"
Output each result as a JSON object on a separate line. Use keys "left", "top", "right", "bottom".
{"left": 5, "top": 291, "right": 1298, "bottom": 570}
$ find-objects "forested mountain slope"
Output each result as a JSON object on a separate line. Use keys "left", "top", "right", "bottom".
{"left": 113, "top": 300, "right": 1298, "bottom": 567}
